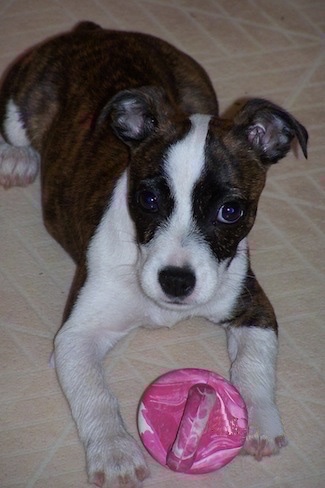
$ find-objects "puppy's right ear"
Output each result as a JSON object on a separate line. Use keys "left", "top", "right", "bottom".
{"left": 100, "top": 86, "right": 169, "bottom": 146}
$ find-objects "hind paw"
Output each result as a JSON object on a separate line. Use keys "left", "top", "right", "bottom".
{"left": 0, "top": 136, "right": 39, "bottom": 188}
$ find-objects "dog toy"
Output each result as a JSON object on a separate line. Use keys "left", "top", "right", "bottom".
{"left": 138, "top": 368, "right": 248, "bottom": 474}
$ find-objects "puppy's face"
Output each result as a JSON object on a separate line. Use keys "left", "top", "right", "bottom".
{"left": 106, "top": 88, "right": 307, "bottom": 309}
{"left": 128, "top": 115, "right": 264, "bottom": 308}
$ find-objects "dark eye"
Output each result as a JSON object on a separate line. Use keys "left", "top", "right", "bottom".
{"left": 217, "top": 201, "right": 244, "bottom": 224}
{"left": 137, "top": 189, "right": 159, "bottom": 213}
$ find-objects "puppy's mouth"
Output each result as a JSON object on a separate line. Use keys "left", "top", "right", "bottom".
{"left": 164, "top": 298, "right": 191, "bottom": 306}
{"left": 159, "top": 295, "right": 196, "bottom": 310}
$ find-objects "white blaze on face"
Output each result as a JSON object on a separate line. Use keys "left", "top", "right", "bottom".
{"left": 164, "top": 114, "right": 211, "bottom": 235}
{"left": 137, "top": 114, "right": 248, "bottom": 312}
{"left": 139, "top": 115, "right": 215, "bottom": 306}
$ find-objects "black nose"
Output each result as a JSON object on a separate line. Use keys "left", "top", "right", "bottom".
{"left": 158, "top": 266, "right": 196, "bottom": 299}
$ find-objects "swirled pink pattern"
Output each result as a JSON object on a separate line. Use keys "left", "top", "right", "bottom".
{"left": 138, "top": 368, "right": 247, "bottom": 474}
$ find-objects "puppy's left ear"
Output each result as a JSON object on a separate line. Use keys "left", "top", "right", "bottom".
{"left": 234, "top": 99, "right": 308, "bottom": 164}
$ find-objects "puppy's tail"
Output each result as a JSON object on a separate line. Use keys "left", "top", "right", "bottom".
{"left": 0, "top": 91, "right": 40, "bottom": 188}
{"left": 73, "top": 21, "right": 102, "bottom": 32}
{"left": 0, "top": 42, "right": 52, "bottom": 188}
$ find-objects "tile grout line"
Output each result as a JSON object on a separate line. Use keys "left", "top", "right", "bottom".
{"left": 25, "top": 421, "right": 74, "bottom": 488}
{"left": 266, "top": 180, "right": 325, "bottom": 240}
{"left": 216, "top": 1, "right": 266, "bottom": 51}
{"left": 261, "top": 190, "right": 325, "bottom": 212}
{"left": 306, "top": 172, "right": 325, "bottom": 195}
{"left": 52, "top": 0, "right": 79, "bottom": 24}
{"left": 287, "top": 0, "right": 325, "bottom": 37}
{"left": 280, "top": 325, "right": 324, "bottom": 378}
{"left": 153, "top": 0, "right": 323, "bottom": 43}
{"left": 1, "top": 321, "right": 53, "bottom": 339}
{"left": 4, "top": 326, "right": 46, "bottom": 369}
{"left": 203, "top": 39, "right": 322, "bottom": 65}
{"left": 285, "top": 49, "right": 325, "bottom": 108}
{"left": 133, "top": 0, "right": 183, "bottom": 48}
{"left": 269, "top": 167, "right": 324, "bottom": 182}
{"left": 0, "top": 0, "right": 14, "bottom": 16}
{"left": 258, "top": 211, "right": 324, "bottom": 280}
{"left": 0, "top": 264, "right": 61, "bottom": 333}
{"left": 181, "top": 9, "right": 233, "bottom": 56}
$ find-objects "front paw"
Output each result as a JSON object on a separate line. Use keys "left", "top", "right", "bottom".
{"left": 243, "top": 433, "right": 287, "bottom": 461}
{"left": 87, "top": 433, "right": 150, "bottom": 488}
{"left": 243, "top": 404, "right": 287, "bottom": 460}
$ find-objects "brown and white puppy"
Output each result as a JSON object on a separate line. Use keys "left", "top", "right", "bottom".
{"left": 0, "top": 22, "right": 308, "bottom": 488}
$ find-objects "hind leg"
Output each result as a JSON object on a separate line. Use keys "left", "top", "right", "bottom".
{"left": 0, "top": 99, "right": 40, "bottom": 188}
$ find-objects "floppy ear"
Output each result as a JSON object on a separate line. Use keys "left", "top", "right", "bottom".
{"left": 234, "top": 99, "right": 308, "bottom": 164}
{"left": 100, "top": 86, "right": 170, "bottom": 146}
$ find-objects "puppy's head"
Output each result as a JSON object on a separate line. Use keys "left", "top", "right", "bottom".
{"left": 105, "top": 88, "right": 308, "bottom": 309}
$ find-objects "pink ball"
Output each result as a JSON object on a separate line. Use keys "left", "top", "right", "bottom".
{"left": 138, "top": 368, "right": 248, "bottom": 474}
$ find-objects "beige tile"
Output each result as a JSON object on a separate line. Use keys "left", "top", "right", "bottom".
{"left": 277, "top": 342, "right": 325, "bottom": 405}
{"left": 220, "top": 453, "right": 273, "bottom": 487}
{"left": 0, "top": 451, "right": 43, "bottom": 486}
{"left": 57, "top": 0, "right": 120, "bottom": 29}
{"left": 35, "top": 442, "right": 86, "bottom": 480}
{"left": 188, "top": 12, "right": 260, "bottom": 56}
{"left": 1, "top": 8, "right": 69, "bottom": 38}
{"left": 0, "top": 369, "right": 61, "bottom": 404}
{"left": 0, "top": 275, "right": 46, "bottom": 334}
{"left": 249, "top": 225, "right": 284, "bottom": 252}
{"left": 272, "top": 288, "right": 324, "bottom": 320}
{"left": 220, "top": 66, "right": 312, "bottom": 103}
{"left": 142, "top": 3, "right": 228, "bottom": 56}
{"left": 3, "top": 0, "right": 58, "bottom": 16}
{"left": 252, "top": 442, "right": 311, "bottom": 487}
{"left": 216, "top": 0, "right": 269, "bottom": 24}
{"left": 277, "top": 396, "right": 325, "bottom": 472}
{"left": 0, "top": 328, "right": 34, "bottom": 374}
{"left": 310, "top": 60, "right": 325, "bottom": 84}
{"left": 300, "top": 3, "right": 325, "bottom": 33}
{"left": 295, "top": 82, "right": 325, "bottom": 107}
{"left": 93, "top": 0, "right": 168, "bottom": 35}
{"left": 254, "top": 0, "right": 322, "bottom": 37}
{"left": 301, "top": 204, "right": 325, "bottom": 236}
{"left": 0, "top": 419, "right": 67, "bottom": 456}
{"left": 33, "top": 471, "right": 89, "bottom": 488}
{"left": 7, "top": 330, "right": 54, "bottom": 368}
{"left": 172, "top": 0, "right": 223, "bottom": 16}
{"left": 250, "top": 247, "right": 304, "bottom": 276}
{"left": 126, "top": 317, "right": 218, "bottom": 352}
{"left": 239, "top": 24, "right": 295, "bottom": 51}
{"left": 163, "top": 335, "right": 229, "bottom": 373}
{"left": 274, "top": 476, "right": 325, "bottom": 488}
{"left": 262, "top": 268, "right": 323, "bottom": 298}
{"left": 0, "top": 10, "right": 71, "bottom": 57}
{"left": 0, "top": 389, "right": 70, "bottom": 431}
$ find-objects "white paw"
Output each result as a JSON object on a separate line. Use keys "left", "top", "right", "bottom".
{"left": 243, "top": 433, "right": 287, "bottom": 461}
{"left": 86, "top": 432, "right": 150, "bottom": 488}
{"left": 243, "top": 404, "right": 287, "bottom": 460}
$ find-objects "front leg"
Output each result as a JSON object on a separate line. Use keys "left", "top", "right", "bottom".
{"left": 54, "top": 307, "right": 149, "bottom": 487}
{"left": 227, "top": 326, "right": 287, "bottom": 460}
{"left": 227, "top": 276, "right": 287, "bottom": 460}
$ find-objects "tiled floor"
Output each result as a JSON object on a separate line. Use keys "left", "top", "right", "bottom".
{"left": 0, "top": 1, "right": 324, "bottom": 487}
